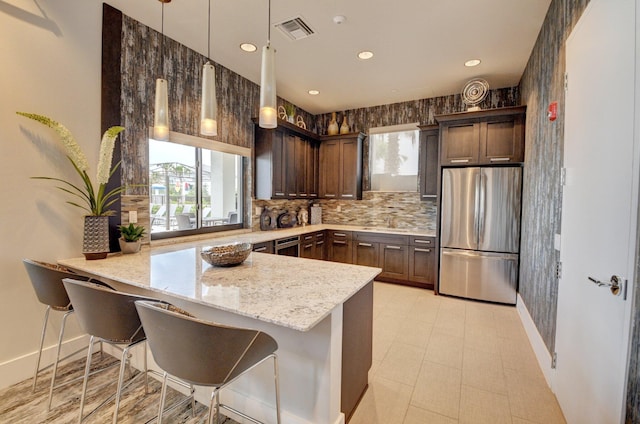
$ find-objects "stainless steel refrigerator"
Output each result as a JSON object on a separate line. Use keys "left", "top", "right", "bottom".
{"left": 439, "top": 167, "right": 522, "bottom": 304}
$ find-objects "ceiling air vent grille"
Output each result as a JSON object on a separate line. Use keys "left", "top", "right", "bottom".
{"left": 276, "top": 16, "right": 315, "bottom": 41}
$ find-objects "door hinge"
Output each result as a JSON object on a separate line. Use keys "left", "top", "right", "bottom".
{"left": 556, "top": 261, "right": 562, "bottom": 279}
{"left": 564, "top": 73, "right": 569, "bottom": 92}
{"left": 552, "top": 351, "right": 557, "bottom": 369}
{"left": 560, "top": 168, "right": 567, "bottom": 186}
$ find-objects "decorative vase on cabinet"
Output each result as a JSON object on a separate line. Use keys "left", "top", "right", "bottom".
{"left": 340, "top": 115, "right": 350, "bottom": 134}
{"left": 327, "top": 112, "right": 339, "bottom": 135}
{"left": 82, "top": 216, "right": 110, "bottom": 260}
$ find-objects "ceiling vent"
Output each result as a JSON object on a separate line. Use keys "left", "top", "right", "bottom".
{"left": 275, "top": 16, "right": 315, "bottom": 41}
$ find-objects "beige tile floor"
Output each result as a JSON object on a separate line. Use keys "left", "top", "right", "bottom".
{"left": 348, "top": 282, "right": 566, "bottom": 424}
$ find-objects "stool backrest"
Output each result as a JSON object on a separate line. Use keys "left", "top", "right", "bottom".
{"left": 23, "top": 259, "right": 87, "bottom": 310}
{"left": 135, "top": 300, "right": 278, "bottom": 386}
{"left": 63, "top": 279, "right": 156, "bottom": 344}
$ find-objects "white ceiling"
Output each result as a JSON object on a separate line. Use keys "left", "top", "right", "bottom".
{"left": 108, "top": 0, "right": 551, "bottom": 115}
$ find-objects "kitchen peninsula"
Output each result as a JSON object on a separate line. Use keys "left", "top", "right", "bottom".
{"left": 59, "top": 236, "right": 380, "bottom": 424}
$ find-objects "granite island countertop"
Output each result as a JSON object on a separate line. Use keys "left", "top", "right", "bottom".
{"left": 59, "top": 240, "right": 381, "bottom": 332}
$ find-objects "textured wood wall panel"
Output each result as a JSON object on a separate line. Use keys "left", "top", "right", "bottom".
{"left": 105, "top": 5, "right": 314, "bottom": 233}
{"left": 518, "top": 0, "right": 590, "bottom": 356}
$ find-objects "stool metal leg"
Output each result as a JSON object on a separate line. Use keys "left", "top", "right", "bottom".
{"left": 46, "top": 310, "right": 73, "bottom": 411}
{"left": 157, "top": 371, "right": 169, "bottom": 424}
{"left": 32, "top": 306, "right": 51, "bottom": 392}
{"left": 78, "top": 335, "right": 96, "bottom": 424}
{"left": 113, "top": 344, "right": 133, "bottom": 424}
{"left": 273, "top": 354, "right": 281, "bottom": 424}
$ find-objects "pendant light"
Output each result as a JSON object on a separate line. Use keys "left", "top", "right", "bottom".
{"left": 154, "top": 0, "right": 171, "bottom": 141}
{"left": 259, "top": 0, "right": 277, "bottom": 129}
{"left": 200, "top": 0, "right": 218, "bottom": 136}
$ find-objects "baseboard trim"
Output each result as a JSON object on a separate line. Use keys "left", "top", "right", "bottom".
{"left": 0, "top": 334, "right": 90, "bottom": 390}
{"left": 516, "top": 293, "right": 555, "bottom": 389}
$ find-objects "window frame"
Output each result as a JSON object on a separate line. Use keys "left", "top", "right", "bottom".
{"left": 148, "top": 130, "right": 250, "bottom": 240}
{"left": 368, "top": 123, "right": 420, "bottom": 192}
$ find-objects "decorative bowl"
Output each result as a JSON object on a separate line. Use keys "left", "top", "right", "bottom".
{"left": 200, "top": 242, "right": 252, "bottom": 267}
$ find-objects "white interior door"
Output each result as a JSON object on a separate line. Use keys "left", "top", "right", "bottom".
{"left": 556, "top": 0, "right": 637, "bottom": 423}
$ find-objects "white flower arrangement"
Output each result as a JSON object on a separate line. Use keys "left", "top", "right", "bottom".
{"left": 17, "top": 112, "right": 125, "bottom": 216}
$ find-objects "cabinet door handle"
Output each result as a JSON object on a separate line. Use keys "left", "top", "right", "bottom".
{"left": 288, "top": 193, "right": 297, "bottom": 197}
{"left": 316, "top": 241, "right": 324, "bottom": 246}
{"left": 304, "top": 235, "right": 313, "bottom": 240}
{"left": 358, "top": 243, "right": 372, "bottom": 247}
{"left": 414, "top": 239, "right": 432, "bottom": 244}
{"left": 385, "top": 245, "right": 401, "bottom": 250}
{"left": 299, "top": 194, "right": 308, "bottom": 197}
{"left": 304, "top": 244, "right": 313, "bottom": 249}
{"left": 414, "top": 248, "right": 431, "bottom": 253}
{"left": 254, "top": 247, "right": 267, "bottom": 252}
{"left": 325, "top": 194, "right": 336, "bottom": 197}
{"left": 451, "top": 159, "right": 469, "bottom": 163}
{"left": 341, "top": 194, "right": 354, "bottom": 198}
{"left": 333, "top": 240, "right": 346, "bottom": 245}
{"left": 275, "top": 192, "right": 285, "bottom": 196}
{"left": 334, "top": 233, "right": 346, "bottom": 237}
{"left": 490, "top": 157, "right": 511, "bottom": 162}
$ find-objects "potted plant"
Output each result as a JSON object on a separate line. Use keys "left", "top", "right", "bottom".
{"left": 17, "top": 112, "right": 126, "bottom": 259}
{"left": 284, "top": 103, "right": 295, "bottom": 123}
{"left": 118, "top": 223, "right": 146, "bottom": 254}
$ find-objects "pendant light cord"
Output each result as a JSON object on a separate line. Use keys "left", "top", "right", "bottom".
{"left": 207, "top": 0, "right": 211, "bottom": 59}
{"left": 160, "top": 2, "right": 165, "bottom": 78}
{"left": 267, "top": 0, "right": 271, "bottom": 47}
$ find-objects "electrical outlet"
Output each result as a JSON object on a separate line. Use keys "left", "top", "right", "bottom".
{"left": 255, "top": 206, "right": 263, "bottom": 215}
{"left": 336, "top": 205, "right": 341, "bottom": 212}
{"left": 129, "top": 210, "right": 138, "bottom": 223}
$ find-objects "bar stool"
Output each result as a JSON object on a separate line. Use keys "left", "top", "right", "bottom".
{"left": 135, "top": 300, "right": 281, "bottom": 424}
{"left": 22, "top": 259, "right": 100, "bottom": 410}
{"left": 62, "top": 278, "right": 177, "bottom": 424}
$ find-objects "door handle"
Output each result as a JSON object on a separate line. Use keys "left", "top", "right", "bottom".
{"left": 587, "top": 275, "right": 626, "bottom": 298}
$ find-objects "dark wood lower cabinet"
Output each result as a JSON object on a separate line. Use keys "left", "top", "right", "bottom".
{"left": 408, "top": 246, "right": 436, "bottom": 288}
{"left": 342, "top": 280, "right": 373, "bottom": 422}
{"left": 353, "top": 241, "right": 379, "bottom": 267}
{"left": 379, "top": 243, "right": 409, "bottom": 281}
{"left": 327, "top": 231, "right": 353, "bottom": 264}
{"left": 300, "top": 231, "right": 325, "bottom": 260}
{"left": 252, "top": 241, "right": 274, "bottom": 254}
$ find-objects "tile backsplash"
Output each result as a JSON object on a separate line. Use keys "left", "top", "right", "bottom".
{"left": 252, "top": 192, "right": 437, "bottom": 232}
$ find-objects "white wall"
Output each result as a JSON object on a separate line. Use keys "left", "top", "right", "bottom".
{"left": 0, "top": 0, "right": 166, "bottom": 389}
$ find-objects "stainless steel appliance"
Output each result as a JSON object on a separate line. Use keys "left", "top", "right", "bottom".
{"left": 439, "top": 167, "right": 522, "bottom": 304}
{"left": 275, "top": 236, "right": 300, "bottom": 257}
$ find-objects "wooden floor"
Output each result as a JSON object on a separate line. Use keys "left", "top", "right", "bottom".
{"left": 0, "top": 352, "right": 236, "bottom": 423}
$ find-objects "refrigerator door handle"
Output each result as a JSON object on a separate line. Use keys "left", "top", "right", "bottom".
{"left": 474, "top": 172, "right": 481, "bottom": 245}
{"left": 478, "top": 171, "right": 486, "bottom": 246}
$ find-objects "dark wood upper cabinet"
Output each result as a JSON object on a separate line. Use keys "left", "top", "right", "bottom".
{"left": 254, "top": 119, "right": 320, "bottom": 200}
{"left": 436, "top": 106, "right": 526, "bottom": 166}
{"left": 319, "top": 133, "right": 365, "bottom": 200}
{"left": 418, "top": 125, "right": 439, "bottom": 199}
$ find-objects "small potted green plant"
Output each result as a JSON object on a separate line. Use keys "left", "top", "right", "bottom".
{"left": 284, "top": 103, "right": 295, "bottom": 123}
{"left": 118, "top": 223, "right": 146, "bottom": 254}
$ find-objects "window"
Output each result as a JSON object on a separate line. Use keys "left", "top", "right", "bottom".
{"left": 149, "top": 131, "right": 249, "bottom": 238}
{"left": 369, "top": 123, "right": 420, "bottom": 191}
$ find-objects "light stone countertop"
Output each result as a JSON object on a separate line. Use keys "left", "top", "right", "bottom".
{"left": 151, "top": 224, "right": 436, "bottom": 248}
{"left": 59, "top": 241, "right": 381, "bottom": 332}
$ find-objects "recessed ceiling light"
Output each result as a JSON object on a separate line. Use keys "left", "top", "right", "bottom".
{"left": 465, "top": 59, "right": 481, "bottom": 67}
{"left": 240, "top": 43, "right": 257, "bottom": 52}
{"left": 308, "top": 90, "right": 320, "bottom": 95}
{"left": 358, "top": 51, "right": 374, "bottom": 60}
